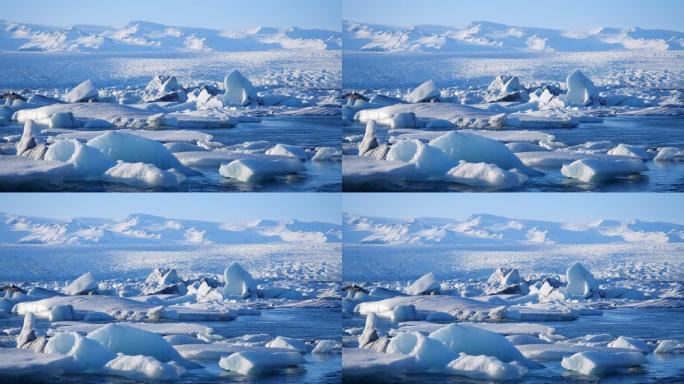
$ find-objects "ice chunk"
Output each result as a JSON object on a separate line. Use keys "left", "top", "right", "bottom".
{"left": 222, "top": 262, "right": 256, "bottom": 298}
{"left": 86, "top": 324, "right": 185, "bottom": 363}
{"left": 406, "top": 80, "right": 440, "bottom": 103}
{"left": 654, "top": 147, "right": 684, "bottom": 162}
{"left": 561, "top": 158, "right": 647, "bottom": 183}
{"left": 219, "top": 157, "right": 304, "bottom": 183}
{"left": 429, "top": 131, "right": 525, "bottom": 171}
{"left": 66, "top": 80, "right": 98, "bottom": 103}
{"left": 265, "top": 336, "right": 311, "bottom": 353}
{"left": 359, "top": 312, "right": 379, "bottom": 347}
{"left": 64, "top": 272, "right": 98, "bottom": 295}
{"left": 342, "top": 155, "right": 418, "bottom": 185}
{"left": 105, "top": 354, "right": 185, "bottom": 380}
{"left": 44, "top": 331, "right": 115, "bottom": 370}
{"left": 565, "top": 263, "right": 598, "bottom": 299}
{"left": 485, "top": 75, "right": 529, "bottom": 103}
{"left": 311, "top": 147, "right": 341, "bottom": 161}
{"left": 445, "top": 161, "right": 526, "bottom": 189}
{"left": 265, "top": 143, "right": 307, "bottom": 161}
{"left": 104, "top": 162, "right": 185, "bottom": 187}
{"left": 218, "top": 351, "right": 304, "bottom": 375}
{"left": 607, "top": 336, "right": 651, "bottom": 353}
{"left": 390, "top": 112, "right": 418, "bottom": 129}
{"left": 312, "top": 340, "right": 341, "bottom": 354}
{"left": 143, "top": 75, "right": 187, "bottom": 103}
{"left": 406, "top": 272, "right": 440, "bottom": 295}
{"left": 387, "top": 140, "right": 454, "bottom": 178}
{"left": 342, "top": 348, "right": 416, "bottom": 377}
{"left": 223, "top": 70, "right": 256, "bottom": 106}
{"left": 386, "top": 331, "right": 457, "bottom": 369}
{"left": 564, "top": 71, "right": 598, "bottom": 106}
{"left": 607, "top": 144, "right": 652, "bottom": 161}
{"left": 560, "top": 351, "right": 646, "bottom": 376}
{"left": 391, "top": 304, "right": 418, "bottom": 322}
{"left": 49, "top": 304, "right": 78, "bottom": 322}
{"left": 485, "top": 268, "right": 530, "bottom": 295}
{"left": 359, "top": 120, "right": 379, "bottom": 156}
{"left": 429, "top": 323, "right": 529, "bottom": 365}
{"left": 654, "top": 340, "right": 684, "bottom": 354}
{"left": 87, "top": 131, "right": 184, "bottom": 170}
{"left": 446, "top": 353, "right": 528, "bottom": 380}
{"left": 44, "top": 139, "right": 116, "bottom": 178}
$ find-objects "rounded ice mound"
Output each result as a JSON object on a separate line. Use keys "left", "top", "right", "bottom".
{"left": 428, "top": 323, "right": 530, "bottom": 366}
{"left": 66, "top": 80, "right": 98, "bottom": 103}
{"left": 44, "top": 139, "right": 116, "bottom": 178}
{"left": 223, "top": 70, "right": 256, "bottom": 106}
{"left": 445, "top": 161, "right": 526, "bottom": 189}
{"left": 607, "top": 144, "right": 652, "bottom": 161}
{"left": 561, "top": 351, "right": 647, "bottom": 376}
{"left": 64, "top": 272, "right": 98, "bottom": 295}
{"left": 405, "top": 80, "right": 440, "bottom": 103}
{"left": 447, "top": 353, "right": 528, "bottom": 380}
{"left": 386, "top": 139, "right": 454, "bottom": 179}
{"left": 564, "top": 262, "right": 598, "bottom": 299}
{"left": 561, "top": 158, "right": 648, "bottom": 183}
{"left": 429, "top": 131, "right": 525, "bottom": 171}
{"left": 103, "top": 162, "right": 186, "bottom": 187}
{"left": 564, "top": 70, "right": 598, "bottom": 106}
{"left": 406, "top": 272, "right": 440, "bottom": 295}
{"left": 222, "top": 262, "right": 256, "bottom": 299}
{"left": 387, "top": 331, "right": 457, "bottom": 369}
{"left": 105, "top": 354, "right": 186, "bottom": 380}
{"left": 218, "top": 350, "right": 304, "bottom": 375}
{"left": 45, "top": 331, "right": 116, "bottom": 370}
{"left": 86, "top": 323, "right": 185, "bottom": 363}
{"left": 218, "top": 157, "right": 304, "bottom": 183}
{"left": 49, "top": 112, "right": 75, "bottom": 128}
{"left": 265, "top": 143, "right": 308, "bottom": 161}
{"left": 87, "top": 131, "right": 184, "bottom": 170}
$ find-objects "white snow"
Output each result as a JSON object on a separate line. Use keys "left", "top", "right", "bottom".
{"left": 218, "top": 351, "right": 304, "bottom": 375}
{"left": 218, "top": 157, "right": 305, "bottom": 182}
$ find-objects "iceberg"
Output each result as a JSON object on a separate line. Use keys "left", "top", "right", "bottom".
{"left": 222, "top": 262, "right": 256, "bottom": 298}
{"left": 218, "top": 351, "right": 304, "bottom": 375}
{"left": 386, "top": 331, "right": 457, "bottom": 369}
{"left": 446, "top": 353, "right": 528, "bottom": 380}
{"left": 86, "top": 324, "right": 185, "bottom": 364}
{"left": 405, "top": 80, "right": 440, "bottom": 103}
{"left": 87, "top": 131, "right": 184, "bottom": 170}
{"left": 0, "top": 348, "right": 74, "bottom": 378}
{"left": 105, "top": 354, "right": 186, "bottom": 380}
{"left": 564, "top": 263, "right": 598, "bottom": 299}
{"left": 429, "top": 131, "right": 526, "bottom": 171}
{"left": 564, "top": 70, "right": 598, "bottom": 106}
{"left": 65, "top": 80, "right": 98, "bottom": 103}
{"left": 386, "top": 139, "right": 454, "bottom": 179}
{"left": 405, "top": 272, "right": 440, "bottom": 295}
{"left": 44, "top": 139, "right": 116, "bottom": 178}
{"left": 103, "top": 162, "right": 185, "bottom": 187}
{"left": 561, "top": 158, "right": 648, "bottom": 183}
{"left": 265, "top": 143, "right": 308, "bottom": 161}
{"left": 218, "top": 157, "right": 305, "bottom": 183}
{"left": 265, "top": 336, "right": 311, "bottom": 353}
{"left": 445, "top": 161, "right": 526, "bottom": 189}
{"left": 64, "top": 272, "right": 98, "bottom": 295}
{"left": 223, "top": 70, "right": 256, "bottom": 106}
{"left": 561, "top": 351, "right": 647, "bottom": 376}
{"left": 607, "top": 144, "right": 653, "bottom": 161}
{"left": 44, "top": 332, "right": 116, "bottom": 370}
{"left": 607, "top": 336, "right": 651, "bottom": 353}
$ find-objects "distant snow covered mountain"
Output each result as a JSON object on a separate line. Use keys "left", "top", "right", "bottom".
{"left": 344, "top": 20, "right": 684, "bottom": 52}
{"left": 343, "top": 213, "right": 684, "bottom": 245}
{"left": 0, "top": 20, "right": 341, "bottom": 52}
{"left": 0, "top": 212, "right": 341, "bottom": 245}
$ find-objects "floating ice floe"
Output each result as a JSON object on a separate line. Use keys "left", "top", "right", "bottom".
{"left": 44, "top": 331, "right": 116, "bottom": 371}
{"left": 564, "top": 70, "right": 598, "bottom": 106}
{"left": 405, "top": 80, "right": 440, "bottom": 103}
{"left": 87, "top": 131, "right": 186, "bottom": 171}
{"left": 446, "top": 353, "right": 528, "bottom": 380}
{"left": 445, "top": 161, "right": 527, "bottom": 189}
{"left": 561, "top": 158, "right": 648, "bottom": 183}
{"left": 103, "top": 162, "right": 186, "bottom": 187}
{"left": 104, "top": 354, "right": 186, "bottom": 380}
{"left": 64, "top": 272, "right": 98, "bottom": 296}
{"left": 342, "top": 347, "right": 417, "bottom": 378}
{"left": 65, "top": 80, "right": 98, "bottom": 103}
{"left": 265, "top": 143, "right": 308, "bottom": 161}
{"left": 405, "top": 272, "right": 441, "bottom": 295}
{"left": 222, "top": 263, "right": 257, "bottom": 299}
{"left": 561, "top": 350, "right": 647, "bottom": 376}
{"left": 87, "top": 323, "right": 188, "bottom": 365}
{"left": 0, "top": 347, "right": 75, "bottom": 379}
{"left": 607, "top": 144, "right": 653, "bottom": 161}
{"left": 223, "top": 70, "right": 256, "bottom": 106}
{"left": 44, "top": 139, "right": 116, "bottom": 178}
{"left": 219, "top": 350, "right": 304, "bottom": 375}
{"left": 219, "top": 157, "right": 305, "bottom": 183}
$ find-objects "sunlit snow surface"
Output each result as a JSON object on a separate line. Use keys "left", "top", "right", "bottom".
{"left": 342, "top": 214, "right": 684, "bottom": 383}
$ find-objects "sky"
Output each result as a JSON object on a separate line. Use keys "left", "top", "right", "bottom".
{"left": 0, "top": 193, "right": 341, "bottom": 224}
{"left": 3, "top": 0, "right": 341, "bottom": 30}
{"left": 344, "top": 193, "right": 684, "bottom": 224}
{"left": 343, "top": 0, "right": 684, "bottom": 31}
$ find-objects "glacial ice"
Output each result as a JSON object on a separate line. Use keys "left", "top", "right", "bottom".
{"left": 44, "top": 332, "right": 116, "bottom": 370}
{"left": 607, "top": 336, "right": 651, "bottom": 353}
{"left": 561, "top": 350, "right": 647, "bottom": 376}
{"left": 446, "top": 353, "right": 528, "bottom": 380}
{"left": 64, "top": 272, "right": 98, "bottom": 296}
{"left": 222, "top": 262, "right": 256, "bottom": 298}
{"left": 405, "top": 80, "right": 440, "bottom": 103}
{"left": 405, "top": 272, "right": 441, "bottom": 295}
{"left": 265, "top": 143, "right": 308, "bottom": 160}
{"left": 265, "top": 336, "right": 311, "bottom": 353}
{"left": 561, "top": 158, "right": 648, "bottom": 183}
{"left": 445, "top": 161, "right": 526, "bottom": 189}
{"left": 104, "top": 354, "right": 186, "bottom": 380}
{"left": 44, "top": 139, "right": 116, "bottom": 178}
{"left": 386, "top": 139, "right": 454, "bottom": 178}
{"left": 65, "top": 80, "right": 98, "bottom": 103}
{"left": 428, "top": 131, "right": 526, "bottom": 171}
{"left": 386, "top": 331, "right": 457, "bottom": 369}
{"left": 564, "top": 263, "right": 598, "bottom": 298}
{"left": 219, "top": 157, "right": 305, "bottom": 182}
{"left": 607, "top": 144, "right": 653, "bottom": 161}
{"left": 103, "top": 162, "right": 186, "bottom": 187}
{"left": 429, "top": 323, "right": 531, "bottom": 365}
{"left": 86, "top": 323, "right": 185, "bottom": 364}
{"left": 218, "top": 350, "right": 304, "bottom": 375}
{"left": 87, "top": 131, "right": 184, "bottom": 171}
{"left": 564, "top": 71, "right": 598, "bottom": 106}
{"left": 223, "top": 70, "right": 256, "bottom": 106}
{"left": 0, "top": 348, "right": 75, "bottom": 378}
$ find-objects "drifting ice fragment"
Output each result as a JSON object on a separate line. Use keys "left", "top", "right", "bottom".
{"left": 103, "top": 162, "right": 185, "bottom": 187}
{"left": 565, "top": 263, "right": 598, "bottom": 299}
{"left": 87, "top": 131, "right": 184, "bottom": 170}
{"left": 560, "top": 351, "right": 646, "bottom": 376}
{"left": 429, "top": 131, "right": 526, "bottom": 171}
{"left": 446, "top": 353, "right": 528, "bottom": 380}
{"left": 564, "top": 71, "right": 598, "bottom": 106}
{"left": 219, "top": 158, "right": 304, "bottom": 183}
{"left": 607, "top": 144, "right": 652, "bottom": 161}
{"left": 64, "top": 272, "right": 98, "bottom": 296}
{"left": 445, "top": 162, "right": 526, "bottom": 189}
{"left": 105, "top": 354, "right": 186, "bottom": 380}
{"left": 265, "top": 143, "right": 307, "bottom": 161}
{"left": 561, "top": 158, "right": 647, "bottom": 183}
{"left": 86, "top": 324, "right": 185, "bottom": 364}
{"left": 44, "top": 139, "right": 116, "bottom": 178}
{"left": 218, "top": 351, "right": 304, "bottom": 375}
{"left": 44, "top": 332, "right": 116, "bottom": 370}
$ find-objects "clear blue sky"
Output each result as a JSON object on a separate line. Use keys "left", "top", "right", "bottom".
{"left": 0, "top": 193, "right": 341, "bottom": 224}
{"left": 344, "top": 193, "right": 684, "bottom": 224}
{"left": 344, "top": 0, "right": 684, "bottom": 31}
{"left": 3, "top": 0, "right": 341, "bottom": 30}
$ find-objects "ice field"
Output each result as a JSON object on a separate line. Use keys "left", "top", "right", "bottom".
{"left": 0, "top": 20, "right": 342, "bottom": 191}
{"left": 0, "top": 212, "right": 342, "bottom": 382}
{"left": 342, "top": 213, "right": 684, "bottom": 382}
{"left": 342, "top": 21, "right": 684, "bottom": 192}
